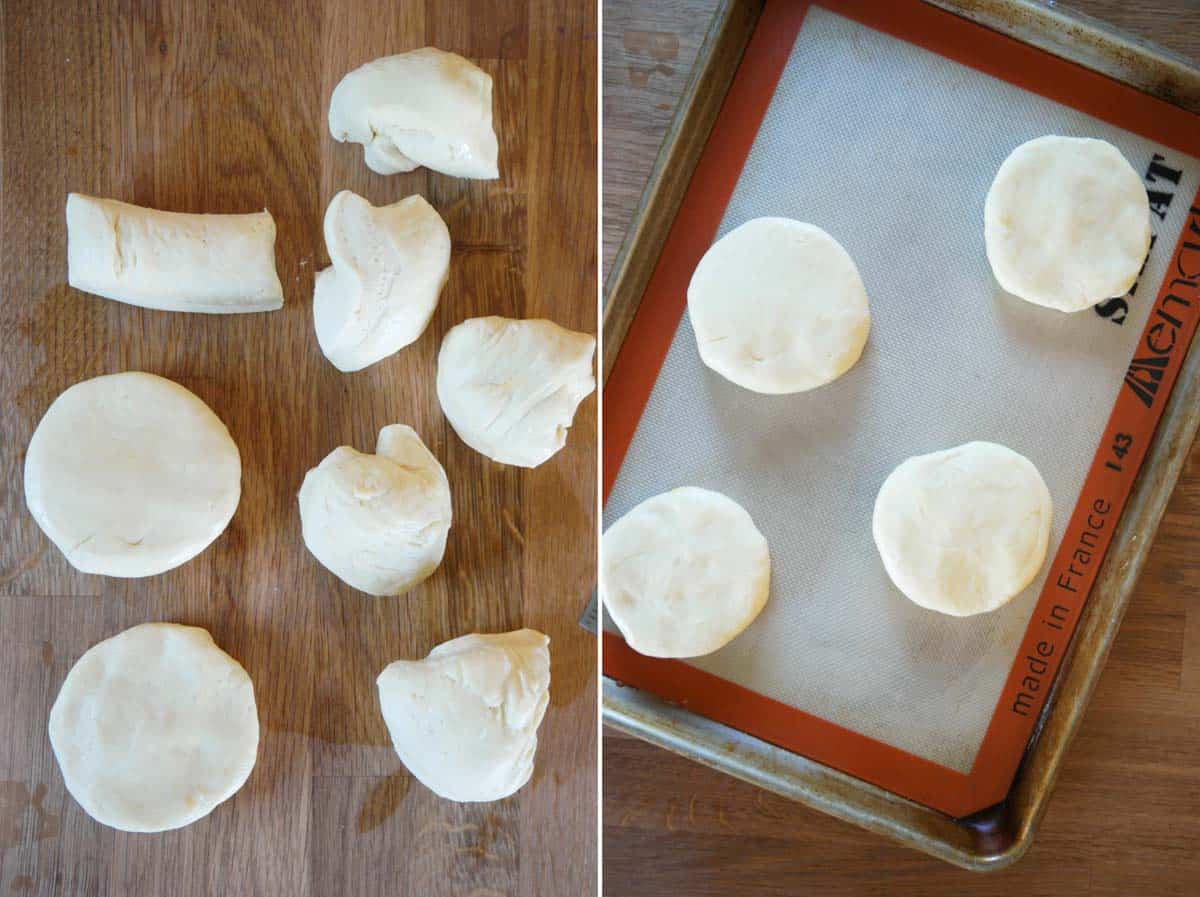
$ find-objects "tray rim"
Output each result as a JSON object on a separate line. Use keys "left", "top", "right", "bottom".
{"left": 601, "top": 0, "right": 1200, "bottom": 871}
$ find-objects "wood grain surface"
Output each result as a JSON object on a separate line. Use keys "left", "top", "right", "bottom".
{"left": 602, "top": 1, "right": 1200, "bottom": 894}
{"left": 0, "top": 2, "right": 597, "bottom": 896}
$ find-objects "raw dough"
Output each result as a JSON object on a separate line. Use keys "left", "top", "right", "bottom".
{"left": 687, "top": 217, "right": 871, "bottom": 394}
{"left": 872, "top": 441, "right": 1053, "bottom": 617}
{"left": 984, "top": 136, "right": 1151, "bottom": 312}
{"left": 48, "top": 623, "right": 258, "bottom": 832}
{"left": 66, "top": 194, "right": 284, "bottom": 313}
{"left": 601, "top": 487, "right": 771, "bottom": 658}
{"left": 377, "top": 629, "right": 550, "bottom": 802}
{"left": 314, "top": 190, "right": 451, "bottom": 372}
{"left": 24, "top": 372, "right": 241, "bottom": 577}
{"left": 329, "top": 48, "right": 499, "bottom": 179}
{"left": 298, "top": 424, "right": 451, "bottom": 596}
{"left": 436, "top": 316, "right": 595, "bottom": 468}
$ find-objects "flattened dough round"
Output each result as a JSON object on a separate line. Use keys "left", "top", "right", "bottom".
{"left": 436, "top": 316, "right": 596, "bottom": 468}
{"left": 687, "top": 217, "right": 871, "bottom": 394}
{"left": 49, "top": 623, "right": 259, "bottom": 832}
{"left": 298, "top": 424, "right": 452, "bottom": 596}
{"left": 24, "top": 372, "right": 241, "bottom": 577}
{"left": 872, "top": 442, "right": 1052, "bottom": 617}
{"left": 601, "top": 487, "right": 771, "bottom": 658}
{"left": 984, "top": 136, "right": 1151, "bottom": 312}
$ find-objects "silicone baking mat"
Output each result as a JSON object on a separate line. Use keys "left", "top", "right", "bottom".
{"left": 602, "top": 0, "right": 1200, "bottom": 817}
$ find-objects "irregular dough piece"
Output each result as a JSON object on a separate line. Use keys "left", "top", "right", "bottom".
{"left": 66, "top": 194, "right": 284, "bottom": 313}
{"left": 602, "top": 487, "right": 771, "bottom": 658}
{"left": 873, "top": 441, "right": 1053, "bottom": 617}
{"left": 298, "top": 424, "right": 452, "bottom": 596}
{"left": 49, "top": 623, "right": 259, "bottom": 832}
{"left": 24, "top": 372, "right": 241, "bottom": 577}
{"left": 377, "top": 629, "right": 549, "bottom": 802}
{"left": 437, "top": 316, "right": 596, "bottom": 468}
{"left": 687, "top": 217, "right": 871, "bottom": 394}
{"left": 329, "top": 48, "right": 499, "bottom": 179}
{"left": 984, "top": 136, "right": 1151, "bottom": 312}
{"left": 314, "top": 191, "right": 451, "bottom": 372}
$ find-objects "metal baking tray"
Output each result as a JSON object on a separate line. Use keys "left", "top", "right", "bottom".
{"left": 601, "top": 0, "right": 1200, "bottom": 870}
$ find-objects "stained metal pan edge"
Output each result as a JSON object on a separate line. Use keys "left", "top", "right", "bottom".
{"left": 602, "top": 0, "right": 1200, "bottom": 871}
{"left": 928, "top": 0, "right": 1200, "bottom": 114}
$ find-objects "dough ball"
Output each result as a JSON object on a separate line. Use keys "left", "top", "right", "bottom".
{"left": 984, "top": 136, "right": 1151, "bottom": 312}
{"left": 687, "top": 217, "right": 871, "bottom": 394}
{"left": 24, "top": 372, "right": 241, "bottom": 577}
{"left": 328, "top": 48, "right": 499, "bottom": 180}
{"left": 872, "top": 441, "right": 1052, "bottom": 617}
{"left": 601, "top": 487, "right": 771, "bottom": 658}
{"left": 377, "top": 629, "right": 550, "bottom": 802}
{"left": 48, "top": 623, "right": 258, "bottom": 832}
{"left": 314, "top": 191, "right": 451, "bottom": 372}
{"left": 298, "top": 424, "right": 452, "bottom": 596}
{"left": 436, "top": 316, "right": 596, "bottom": 468}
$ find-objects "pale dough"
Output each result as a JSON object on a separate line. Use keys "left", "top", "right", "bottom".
{"left": 66, "top": 194, "right": 284, "bottom": 313}
{"left": 314, "top": 190, "right": 451, "bottom": 372}
{"left": 436, "top": 316, "right": 596, "bottom": 468}
{"left": 24, "top": 372, "right": 241, "bottom": 577}
{"left": 984, "top": 136, "right": 1151, "bottom": 312}
{"left": 329, "top": 48, "right": 499, "bottom": 179}
{"left": 872, "top": 441, "right": 1053, "bottom": 617}
{"left": 48, "top": 623, "right": 258, "bottom": 832}
{"left": 687, "top": 217, "right": 871, "bottom": 394}
{"left": 298, "top": 424, "right": 452, "bottom": 596}
{"left": 377, "top": 629, "right": 550, "bottom": 802}
{"left": 601, "top": 487, "right": 771, "bottom": 658}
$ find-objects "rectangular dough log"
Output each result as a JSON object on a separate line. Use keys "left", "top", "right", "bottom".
{"left": 66, "top": 193, "right": 284, "bottom": 313}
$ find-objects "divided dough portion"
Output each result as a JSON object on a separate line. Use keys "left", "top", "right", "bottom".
{"left": 437, "top": 316, "right": 596, "bottom": 468}
{"left": 328, "top": 47, "right": 499, "bottom": 179}
{"left": 314, "top": 190, "right": 451, "bottom": 372}
{"left": 687, "top": 217, "right": 871, "bottom": 394}
{"left": 602, "top": 487, "right": 771, "bottom": 658}
{"left": 377, "top": 629, "right": 550, "bottom": 802}
{"left": 984, "top": 136, "right": 1151, "bottom": 312}
{"left": 872, "top": 441, "right": 1053, "bottom": 617}
{"left": 24, "top": 372, "right": 241, "bottom": 577}
{"left": 66, "top": 194, "right": 283, "bottom": 313}
{"left": 298, "top": 424, "right": 452, "bottom": 596}
{"left": 49, "top": 623, "right": 259, "bottom": 832}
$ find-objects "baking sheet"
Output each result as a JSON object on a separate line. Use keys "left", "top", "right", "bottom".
{"left": 603, "top": 5, "right": 1200, "bottom": 773}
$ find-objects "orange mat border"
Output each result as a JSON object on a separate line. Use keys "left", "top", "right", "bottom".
{"left": 602, "top": 0, "right": 1200, "bottom": 818}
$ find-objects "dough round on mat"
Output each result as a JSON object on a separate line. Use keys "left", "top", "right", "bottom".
{"left": 377, "top": 629, "right": 550, "bottom": 802}
{"left": 298, "top": 424, "right": 452, "bottom": 596}
{"left": 984, "top": 135, "right": 1151, "bottom": 312}
{"left": 24, "top": 371, "right": 241, "bottom": 577}
{"left": 48, "top": 623, "right": 259, "bottom": 832}
{"left": 872, "top": 441, "right": 1053, "bottom": 617}
{"left": 686, "top": 217, "right": 871, "bottom": 394}
{"left": 436, "top": 316, "right": 596, "bottom": 468}
{"left": 601, "top": 487, "right": 771, "bottom": 658}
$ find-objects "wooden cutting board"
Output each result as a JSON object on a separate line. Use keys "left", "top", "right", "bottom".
{"left": 0, "top": 2, "right": 597, "bottom": 895}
